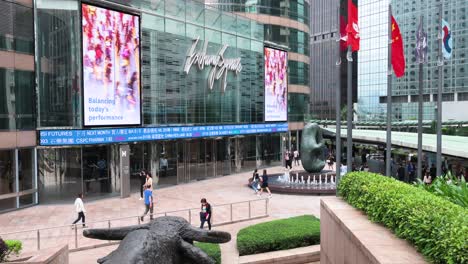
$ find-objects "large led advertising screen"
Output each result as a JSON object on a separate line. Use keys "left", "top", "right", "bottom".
{"left": 264, "top": 47, "right": 288, "bottom": 122}
{"left": 82, "top": 3, "right": 141, "bottom": 126}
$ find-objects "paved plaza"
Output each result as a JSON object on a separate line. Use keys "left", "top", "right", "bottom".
{"left": 0, "top": 164, "right": 329, "bottom": 263}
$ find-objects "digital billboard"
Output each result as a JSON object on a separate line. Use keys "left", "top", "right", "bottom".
{"left": 264, "top": 47, "right": 288, "bottom": 122}
{"left": 82, "top": 3, "right": 141, "bottom": 126}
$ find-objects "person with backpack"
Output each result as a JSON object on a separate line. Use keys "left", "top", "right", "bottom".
{"left": 258, "top": 169, "right": 272, "bottom": 198}
{"left": 199, "top": 198, "right": 212, "bottom": 230}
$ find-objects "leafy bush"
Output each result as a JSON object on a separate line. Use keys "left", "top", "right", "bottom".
{"left": 0, "top": 238, "right": 22, "bottom": 262}
{"left": 414, "top": 172, "right": 468, "bottom": 208}
{"left": 237, "top": 215, "right": 320, "bottom": 256}
{"left": 194, "top": 242, "right": 221, "bottom": 264}
{"left": 5, "top": 240, "right": 22, "bottom": 256}
{"left": 338, "top": 172, "right": 468, "bottom": 264}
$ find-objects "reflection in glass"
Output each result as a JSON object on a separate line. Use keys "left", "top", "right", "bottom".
{"left": 18, "top": 148, "right": 34, "bottom": 191}
{"left": 38, "top": 148, "right": 82, "bottom": 204}
{"left": 36, "top": 0, "right": 81, "bottom": 127}
{"left": 0, "top": 150, "right": 15, "bottom": 194}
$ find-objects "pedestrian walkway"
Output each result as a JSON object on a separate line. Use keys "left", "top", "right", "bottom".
{"left": 1, "top": 164, "right": 325, "bottom": 263}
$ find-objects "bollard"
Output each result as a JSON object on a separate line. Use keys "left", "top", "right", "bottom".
{"left": 108, "top": 220, "right": 111, "bottom": 243}
{"left": 248, "top": 201, "right": 251, "bottom": 219}
{"left": 265, "top": 199, "right": 269, "bottom": 216}
{"left": 37, "top": 230, "right": 40, "bottom": 251}
{"left": 74, "top": 225, "right": 78, "bottom": 248}
{"left": 138, "top": 216, "right": 141, "bottom": 225}
{"left": 230, "top": 204, "right": 233, "bottom": 222}
{"left": 188, "top": 209, "right": 191, "bottom": 225}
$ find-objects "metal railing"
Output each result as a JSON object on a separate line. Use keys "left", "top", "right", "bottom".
{"left": 0, "top": 198, "right": 269, "bottom": 252}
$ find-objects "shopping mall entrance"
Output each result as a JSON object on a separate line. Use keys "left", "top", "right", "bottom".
{"left": 36, "top": 134, "right": 283, "bottom": 205}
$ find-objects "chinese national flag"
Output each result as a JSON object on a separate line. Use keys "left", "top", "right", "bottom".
{"left": 346, "top": 0, "right": 360, "bottom": 51}
{"left": 391, "top": 16, "right": 405, "bottom": 77}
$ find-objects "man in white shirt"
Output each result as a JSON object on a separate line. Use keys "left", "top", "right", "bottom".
{"left": 72, "top": 193, "right": 86, "bottom": 228}
{"left": 293, "top": 150, "right": 300, "bottom": 166}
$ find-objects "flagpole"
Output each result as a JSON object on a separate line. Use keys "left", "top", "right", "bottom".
{"left": 436, "top": 3, "right": 443, "bottom": 177}
{"left": 346, "top": 45, "right": 353, "bottom": 172}
{"left": 417, "top": 15, "right": 424, "bottom": 180}
{"left": 386, "top": 4, "right": 393, "bottom": 177}
{"left": 335, "top": 2, "right": 342, "bottom": 190}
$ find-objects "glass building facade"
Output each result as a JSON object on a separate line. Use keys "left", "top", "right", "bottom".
{"left": 357, "top": 0, "right": 468, "bottom": 122}
{"left": 206, "top": 0, "right": 312, "bottom": 124}
{"left": 0, "top": 0, "right": 290, "bottom": 211}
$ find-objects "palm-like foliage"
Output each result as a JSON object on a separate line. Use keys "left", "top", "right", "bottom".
{"left": 415, "top": 172, "right": 468, "bottom": 208}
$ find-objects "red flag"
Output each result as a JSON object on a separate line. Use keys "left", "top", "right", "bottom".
{"left": 340, "top": 15, "right": 348, "bottom": 51}
{"left": 391, "top": 16, "right": 405, "bottom": 77}
{"left": 346, "top": 0, "right": 360, "bottom": 51}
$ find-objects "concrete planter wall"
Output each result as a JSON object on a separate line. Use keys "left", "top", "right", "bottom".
{"left": 8, "top": 245, "right": 69, "bottom": 264}
{"left": 320, "top": 197, "right": 427, "bottom": 264}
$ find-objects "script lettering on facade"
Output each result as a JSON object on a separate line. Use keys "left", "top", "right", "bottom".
{"left": 184, "top": 36, "right": 242, "bottom": 92}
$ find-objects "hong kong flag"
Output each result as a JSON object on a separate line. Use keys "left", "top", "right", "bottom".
{"left": 391, "top": 16, "right": 405, "bottom": 77}
{"left": 346, "top": 0, "right": 360, "bottom": 51}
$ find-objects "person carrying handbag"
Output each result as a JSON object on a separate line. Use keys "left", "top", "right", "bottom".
{"left": 199, "top": 198, "right": 212, "bottom": 230}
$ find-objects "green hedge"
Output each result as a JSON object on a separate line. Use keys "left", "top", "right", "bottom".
{"left": 237, "top": 215, "right": 320, "bottom": 256}
{"left": 338, "top": 172, "right": 468, "bottom": 264}
{"left": 194, "top": 242, "right": 221, "bottom": 264}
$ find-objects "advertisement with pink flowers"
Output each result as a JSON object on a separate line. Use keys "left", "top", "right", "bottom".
{"left": 82, "top": 3, "right": 141, "bottom": 126}
{"left": 264, "top": 47, "right": 288, "bottom": 122}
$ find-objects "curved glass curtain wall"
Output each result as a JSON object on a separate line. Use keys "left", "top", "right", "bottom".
{"left": 205, "top": 0, "right": 310, "bottom": 25}
{"left": 205, "top": 0, "right": 311, "bottom": 123}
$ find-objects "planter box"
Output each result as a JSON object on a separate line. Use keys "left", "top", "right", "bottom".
{"left": 239, "top": 245, "right": 320, "bottom": 264}
{"left": 320, "top": 197, "right": 427, "bottom": 264}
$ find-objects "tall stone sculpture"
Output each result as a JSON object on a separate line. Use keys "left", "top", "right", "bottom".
{"left": 83, "top": 216, "right": 231, "bottom": 264}
{"left": 300, "top": 123, "right": 326, "bottom": 173}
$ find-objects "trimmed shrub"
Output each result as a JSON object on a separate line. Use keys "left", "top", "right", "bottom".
{"left": 338, "top": 172, "right": 468, "bottom": 264}
{"left": 194, "top": 242, "right": 221, "bottom": 264}
{"left": 237, "top": 215, "right": 320, "bottom": 256}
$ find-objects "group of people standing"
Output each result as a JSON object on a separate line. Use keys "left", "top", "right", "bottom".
{"left": 284, "top": 149, "right": 300, "bottom": 169}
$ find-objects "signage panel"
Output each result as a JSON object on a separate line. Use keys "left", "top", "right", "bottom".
{"left": 82, "top": 3, "right": 141, "bottom": 126}
{"left": 264, "top": 47, "right": 288, "bottom": 122}
{"left": 39, "top": 123, "right": 288, "bottom": 146}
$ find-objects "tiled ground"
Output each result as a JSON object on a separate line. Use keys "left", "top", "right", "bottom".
{"left": 1, "top": 163, "right": 332, "bottom": 263}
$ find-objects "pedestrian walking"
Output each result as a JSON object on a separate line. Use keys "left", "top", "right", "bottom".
{"left": 293, "top": 149, "right": 300, "bottom": 166}
{"left": 139, "top": 170, "right": 147, "bottom": 200}
{"left": 140, "top": 184, "right": 154, "bottom": 221}
{"left": 72, "top": 193, "right": 86, "bottom": 228}
{"left": 199, "top": 198, "right": 212, "bottom": 230}
{"left": 258, "top": 169, "right": 272, "bottom": 197}
{"left": 249, "top": 169, "right": 260, "bottom": 194}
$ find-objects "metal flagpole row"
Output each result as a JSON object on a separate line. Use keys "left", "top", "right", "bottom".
{"left": 436, "top": 3, "right": 444, "bottom": 178}
{"left": 335, "top": 1, "right": 342, "bottom": 190}
{"left": 386, "top": 5, "right": 393, "bottom": 177}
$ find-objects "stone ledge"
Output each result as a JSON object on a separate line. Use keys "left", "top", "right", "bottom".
{"left": 8, "top": 244, "right": 69, "bottom": 264}
{"left": 239, "top": 245, "right": 320, "bottom": 264}
{"left": 320, "top": 197, "right": 427, "bottom": 264}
